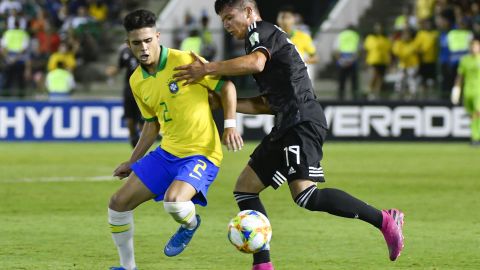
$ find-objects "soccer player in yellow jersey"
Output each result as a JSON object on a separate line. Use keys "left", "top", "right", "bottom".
{"left": 107, "top": 10, "right": 243, "bottom": 270}
{"left": 364, "top": 22, "right": 392, "bottom": 100}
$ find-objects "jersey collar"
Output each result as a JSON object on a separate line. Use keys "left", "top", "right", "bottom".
{"left": 141, "top": 45, "right": 168, "bottom": 79}
{"left": 289, "top": 30, "right": 297, "bottom": 38}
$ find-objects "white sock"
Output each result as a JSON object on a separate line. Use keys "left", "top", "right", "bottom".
{"left": 163, "top": 201, "right": 197, "bottom": 229}
{"left": 108, "top": 208, "right": 136, "bottom": 270}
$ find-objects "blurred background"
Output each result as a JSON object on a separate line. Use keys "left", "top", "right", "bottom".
{"left": 0, "top": 0, "right": 478, "bottom": 141}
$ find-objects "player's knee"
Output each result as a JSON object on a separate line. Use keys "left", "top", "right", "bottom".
{"left": 109, "top": 193, "right": 130, "bottom": 212}
{"left": 294, "top": 186, "right": 321, "bottom": 211}
{"left": 164, "top": 191, "right": 183, "bottom": 202}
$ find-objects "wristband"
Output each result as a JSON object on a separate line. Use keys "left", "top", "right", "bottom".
{"left": 224, "top": 119, "right": 236, "bottom": 128}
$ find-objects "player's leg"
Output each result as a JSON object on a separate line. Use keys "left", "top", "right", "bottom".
{"left": 123, "top": 91, "right": 140, "bottom": 148}
{"left": 285, "top": 122, "right": 404, "bottom": 261}
{"left": 163, "top": 156, "right": 219, "bottom": 256}
{"left": 234, "top": 165, "right": 273, "bottom": 270}
{"left": 234, "top": 135, "right": 281, "bottom": 270}
{"left": 163, "top": 180, "right": 198, "bottom": 229}
{"left": 471, "top": 95, "right": 480, "bottom": 144}
{"left": 108, "top": 172, "right": 155, "bottom": 270}
{"left": 289, "top": 179, "right": 383, "bottom": 228}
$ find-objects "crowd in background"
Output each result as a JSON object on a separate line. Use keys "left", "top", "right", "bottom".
{"left": 337, "top": 0, "right": 480, "bottom": 101}
{"left": 0, "top": 0, "right": 142, "bottom": 98}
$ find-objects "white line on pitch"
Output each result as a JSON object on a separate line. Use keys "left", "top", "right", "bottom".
{"left": 5, "top": 175, "right": 116, "bottom": 183}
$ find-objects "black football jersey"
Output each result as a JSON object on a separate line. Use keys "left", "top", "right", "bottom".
{"left": 244, "top": 21, "right": 327, "bottom": 138}
{"left": 118, "top": 45, "right": 138, "bottom": 92}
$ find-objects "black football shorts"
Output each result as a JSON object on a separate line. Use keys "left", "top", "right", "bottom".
{"left": 248, "top": 121, "right": 328, "bottom": 189}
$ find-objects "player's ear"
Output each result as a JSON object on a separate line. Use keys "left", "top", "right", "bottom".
{"left": 156, "top": 31, "right": 160, "bottom": 41}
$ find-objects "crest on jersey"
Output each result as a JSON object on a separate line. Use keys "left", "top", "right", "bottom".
{"left": 249, "top": 32, "right": 259, "bottom": 46}
{"left": 168, "top": 80, "right": 179, "bottom": 94}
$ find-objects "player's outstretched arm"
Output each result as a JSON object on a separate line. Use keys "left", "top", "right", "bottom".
{"left": 221, "top": 80, "right": 244, "bottom": 151}
{"left": 113, "top": 121, "right": 160, "bottom": 179}
{"left": 237, "top": 95, "right": 272, "bottom": 115}
{"left": 174, "top": 51, "right": 267, "bottom": 85}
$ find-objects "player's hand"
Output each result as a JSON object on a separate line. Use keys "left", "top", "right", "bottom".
{"left": 222, "top": 128, "right": 243, "bottom": 152}
{"left": 173, "top": 51, "right": 207, "bottom": 86}
{"left": 113, "top": 161, "right": 132, "bottom": 179}
{"left": 208, "top": 90, "right": 222, "bottom": 110}
{"left": 451, "top": 86, "right": 461, "bottom": 105}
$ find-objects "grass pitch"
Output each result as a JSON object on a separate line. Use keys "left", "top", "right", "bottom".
{"left": 0, "top": 142, "right": 479, "bottom": 270}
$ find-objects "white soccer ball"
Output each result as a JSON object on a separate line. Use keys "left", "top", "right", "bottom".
{"left": 227, "top": 210, "right": 272, "bottom": 253}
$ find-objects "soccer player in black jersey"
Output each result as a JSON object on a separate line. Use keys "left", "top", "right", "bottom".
{"left": 174, "top": 1, "right": 405, "bottom": 269}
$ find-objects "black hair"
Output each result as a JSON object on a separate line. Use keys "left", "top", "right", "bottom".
{"left": 214, "top": 0, "right": 258, "bottom": 14}
{"left": 123, "top": 9, "right": 157, "bottom": 32}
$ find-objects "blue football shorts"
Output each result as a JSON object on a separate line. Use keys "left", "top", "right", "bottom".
{"left": 131, "top": 147, "right": 219, "bottom": 206}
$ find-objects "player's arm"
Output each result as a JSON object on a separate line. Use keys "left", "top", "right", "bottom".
{"left": 173, "top": 51, "right": 268, "bottom": 85}
{"left": 209, "top": 90, "right": 272, "bottom": 115}
{"left": 451, "top": 74, "right": 464, "bottom": 105}
{"left": 113, "top": 120, "right": 160, "bottom": 179}
{"left": 220, "top": 80, "right": 243, "bottom": 151}
{"left": 237, "top": 95, "right": 272, "bottom": 115}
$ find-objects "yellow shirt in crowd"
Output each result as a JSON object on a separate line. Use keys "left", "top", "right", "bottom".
{"left": 364, "top": 34, "right": 392, "bottom": 65}
{"left": 289, "top": 30, "right": 316, "bottom": 59}
{"left": 414, "top": 30, "right": 439, "bottom": 63}
{"left": 393, "top": 39, "right": 420, "bottom": 68}
{"left": 47, "top": 52, "right": 76, "bottom": 71}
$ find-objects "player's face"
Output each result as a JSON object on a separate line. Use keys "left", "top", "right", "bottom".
{"left": 277, "top": 11, "right": 295, "bottom": 31}
{"left": 127, "top": 27, "right": 160, "bottom": 66}
{"left": 219, "top": 5, "right": 251, "bottom": 40}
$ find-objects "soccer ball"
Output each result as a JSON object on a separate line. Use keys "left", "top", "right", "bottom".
{"left": 227, "top": 210, "right": 272, "bottom": 253}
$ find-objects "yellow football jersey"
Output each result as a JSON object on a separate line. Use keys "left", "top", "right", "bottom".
{"left": 290, "top": 30, "right": 316, "bottom": 58}
{"left": 129, "top": 46, "right": 224, "bottom": 166}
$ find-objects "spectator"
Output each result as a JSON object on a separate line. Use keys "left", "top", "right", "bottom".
{"left": 446, "top": 19, "right": 473, "bottom": 97}
{"left": 416, "top": 0, "right": 436, "bottom": 21}
{"left": 6, "top": 8, "right": 27, "bottom": 30}
{"left": 334, "top": 25, "right": 360, "bottom": 100}
{"left": 0, "top": 19, "right": 30, "bottom": 97}
{"left": 29, "top": 8, "right": 48, "bottom": 34}
{"left": 45, "top": 60, "right": 75, "bottom": 99}
{"left": 61, "top": 5, "right": 93, "bottom": 32}
{"left": 393, "top": 28, "right": 420, "bottom": 100}
{"left": 414, "top": 19, "right": 439, "bottom": 98}
{"left": 364, "top": 22, "right": 391, "bottom": 100}
{"left": 277, "top": 7, "right": 317, "bottom": 65}
{"left": 437, "top": 11, "right": 454, "bottom": 99}
{"left": 394, "top": 5, "right": 417, "bottom": 31}
{"left": 180, "top": 28, "right": 202, "bottom": 55}
{"left": 199, "top": 12, "right": 217, "bottom": 61}
{"left": 47, "top": 42, "right": 76, "bottom": 72}
{"left": 277, "top": 6, "right": 317, "bottom": 82}
{"left": 88, "top": 0, "right": 108, "bottom": 22}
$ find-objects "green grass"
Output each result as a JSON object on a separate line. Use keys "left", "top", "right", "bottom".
{"left": 0, "top": 142, "right": 479, "bottom": 269}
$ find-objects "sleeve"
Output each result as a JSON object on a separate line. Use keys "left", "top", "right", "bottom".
{"left": 130, "top": 79, "right": 157, "bottom": 122}
{"left": 186, "top": 53, "right": 225, "bottom": 92}
{"left": 246, "top": 22, "right": 275, "bottom": 59}
{"left": 303, "top": 34, "right": 316, "bottom": 56}
{"left": 200, "top": 75, "right": 225, "bottom": 92}
{"left": 118, "top": 49, "right": 127, "bottom": 69}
